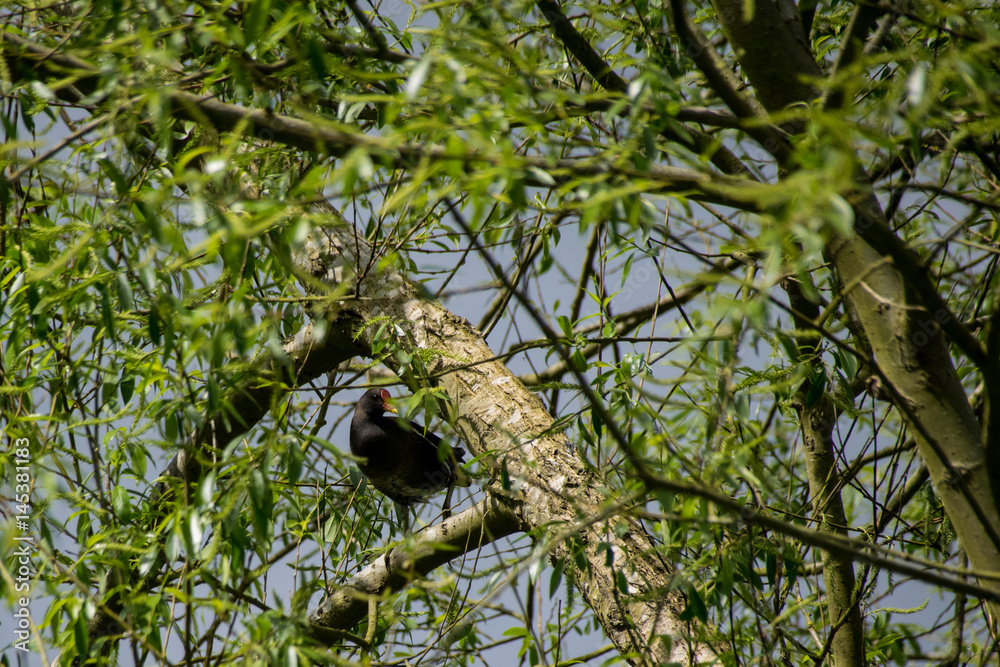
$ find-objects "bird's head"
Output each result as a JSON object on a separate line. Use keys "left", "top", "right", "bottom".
{"left": 359, "top": 388, "right": 398, "bottom": 415}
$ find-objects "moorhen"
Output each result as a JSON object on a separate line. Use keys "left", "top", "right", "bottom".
{"left": 349, "top": 389, "right": 468, "bottom": 514}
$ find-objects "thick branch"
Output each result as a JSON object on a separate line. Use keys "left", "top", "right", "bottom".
{"left": 710, "top": 0, "right": 821, "bottom": 111}
{"left": 307, "top": 494, "right": 520, "bottom": 634}
{"left": 822, "top": 2, "right": 884, "bottom": 110}
{"left": 667, "top": 0, "right": 793, "bottom": 165}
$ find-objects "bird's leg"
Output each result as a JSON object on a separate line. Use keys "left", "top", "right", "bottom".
{"left": 395, "top": 503, "right": 410, "bottom": 534}
{"left": 441, "top": 483, "right": 455, "bottom": 520}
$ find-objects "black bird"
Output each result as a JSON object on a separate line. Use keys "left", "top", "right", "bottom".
{"left": 350, "top": 389, "right": 468, "bottom": 510}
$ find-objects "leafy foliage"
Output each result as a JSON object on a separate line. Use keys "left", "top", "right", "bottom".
{"left": 2, "top": 1, "right": 999, "bottom": 666}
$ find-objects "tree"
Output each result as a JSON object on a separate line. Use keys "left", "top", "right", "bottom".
{"left": 2, "top": 0, "right": 1000, "bottom": 665}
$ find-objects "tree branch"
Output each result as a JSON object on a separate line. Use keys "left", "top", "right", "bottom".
{"left": 534, "top": 0, "right": 756, "bottom": 179}
{"left": 786, "top": 281, "right": 865, "bottom": 667}
{"left": 3, "top": 30, "right": 769, "bottom": 211}
{"left": 667, "top": 0, "right": 793, "bottom": 165}
{"left": 307, "top": 494, "right": 521, "bottom": 635}
{"left": 519, "top": 259, "right": 740, "bottom": 386}
{"left": 822, "top": 2, "right": 885, "bottom": 110}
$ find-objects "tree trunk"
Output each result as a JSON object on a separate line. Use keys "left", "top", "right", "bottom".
{"left": 787, "top": 281, "right": 866, "bottom": 667}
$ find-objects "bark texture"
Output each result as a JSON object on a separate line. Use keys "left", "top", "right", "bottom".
{"left": 828, "top": 205, "right": 1000, "bottom": 605}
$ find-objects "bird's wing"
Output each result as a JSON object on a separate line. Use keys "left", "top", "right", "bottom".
{"left": 407, "top": 420, "right": 443, "bottom": 446}
{"left": 396, "top": 418, "right": 466, "bottom": 464}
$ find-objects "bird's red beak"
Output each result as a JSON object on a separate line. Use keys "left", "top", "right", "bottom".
{"left": 380, "top": 388, "right": 398, "bottom": 414}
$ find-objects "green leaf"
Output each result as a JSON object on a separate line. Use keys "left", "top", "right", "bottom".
{"left": 569, "top": 349, "right": 588, "bottom": 372}
{"left": 97, "top": 158, "right": 127, "bottom": 197}
{"left": 245, "top": 0, "right": 272, "bottom": 44}
{"left": 128, "top": 442, "right": 148, "bottom": 478}
{"left": 349, "top": 466, "right": 367, "bottom": 494}
{"left": 286, "top": 442, "right": 303, "bottom": 485}
{"left": 305, "top": 38, "right": 327, "bottom": 79}
{"left": 549, "top": 557, "right": 565, "bottom": 598}
{"left": 190, "top": 474, "right": 213, "bottom": 510}
{"left": 616, "top": 570, "right": 629, "bottom": 594}
{"left": 527, "top": 165, "right": 555, "bottom": 186}
{"left": 116, "top": 272, "right": 134, "bottom": 311}
{"left": 185, "top": 511, "right": 204, "bottom": 556}
{"left": 590, "top": 407, "right": 603, "bottom": 440}
{"left": 715, "top": 557, "right": 734, "bottom": 599}
{"left": 120, "top": 374, "right": 135, "bottom": 404}
{"left": 679, "top": 584, "right": 708, "bottom": 622}
{"left": 111, "top": 485, "right": 132, "bottom": 521}
{"left": 406, "top": 57, "right": 433, "bottom": 100}
{"left": 73, "top": 608, "right": 90, "bottom": 656}
{"left": 206, "top": 376, "right": 219, "bottom": 411}
{"left": 100, "top": 285, "right": 115, "bottom": 335}
{"left": 164, "top": 412, "right": 178, "bottom": 441}
{"left": 138, "top": 546, "right": 159, "bottom": 576}
{"left": 805, "top": 369, "right": 827, "bottom": 408}
{"left": 557, "top": 315, "right": 573, "bottom": 337}
{"left": 148, "top": 307, "right": 161, "bottom": 344}
{"left": 249, "top": 469, "right": 268, "bottom": 508}
{"left": 102, "top": 377, "right": 117, "bottom": 408}
{"left": 776, "top": 332, "right": 799, "bottom": 364}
